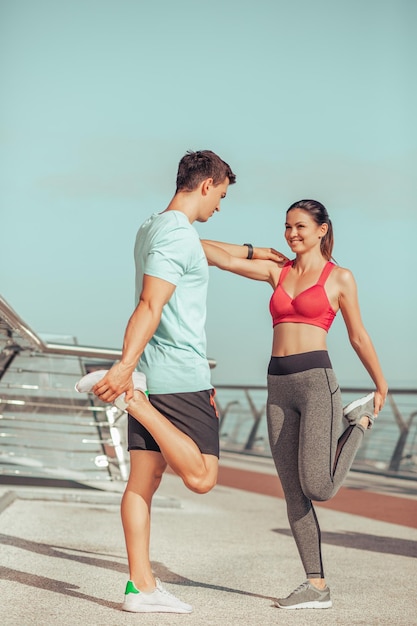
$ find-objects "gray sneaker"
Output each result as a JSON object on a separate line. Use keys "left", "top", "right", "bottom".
{"left": 122, "top": 579, "right": 192, "bottom": 613}
{"left": 343, "top": 392, "right": 375, "bottom": 429}
{"left": 275, "top": 581, "right": 332, "bottom": 610}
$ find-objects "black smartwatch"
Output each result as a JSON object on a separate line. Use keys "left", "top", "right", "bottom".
{"left": 244, "top": 243, "right": 254, "bottom": 260}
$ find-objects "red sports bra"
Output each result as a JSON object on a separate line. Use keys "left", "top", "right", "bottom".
{"left": 269, "top": 261, "right": 337, "bottom": 332}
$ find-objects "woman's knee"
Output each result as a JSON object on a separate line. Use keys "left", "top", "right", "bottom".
{"left": 302, "top": 479, "right": 335, "bottom": 502}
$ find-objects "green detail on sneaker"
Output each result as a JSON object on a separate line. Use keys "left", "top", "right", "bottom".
{"left": 125, "top": 580, "right": 140, "bottom": 595}
{"left": 122, "top": 577, "right": 193, "bottom": 613}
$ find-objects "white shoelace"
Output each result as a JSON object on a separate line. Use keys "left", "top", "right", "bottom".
{"left": 156, "top": 579, "right": 180, "bottom": 599}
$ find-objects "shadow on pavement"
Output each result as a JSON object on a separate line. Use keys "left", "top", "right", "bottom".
{"left": 0, "top": 566, "right": 120, "bottom": 610}
{"left": 0, "top": 535, "right": 276, "bottom": 602}
{"left": 272, "top": 528, "right": 417, "bottom": 558}
{"left": 152, "top": 561, "right": 276, "bottom": 601}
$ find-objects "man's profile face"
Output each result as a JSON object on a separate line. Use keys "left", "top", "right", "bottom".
{"left": 197, "top": 178, "right": 229, "bottom": 223}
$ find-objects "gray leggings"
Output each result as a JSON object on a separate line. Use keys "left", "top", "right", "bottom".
{"left": 267, "top": 351, "right": 365, "bottom": 578}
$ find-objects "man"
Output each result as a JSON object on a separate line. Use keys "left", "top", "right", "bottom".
{"left": 78, "top": 150, "right": 283, "bottom": 613}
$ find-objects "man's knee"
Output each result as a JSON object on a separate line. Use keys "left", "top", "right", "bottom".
{"left": 184, "top": 473, "right": 217, "bottom": 494}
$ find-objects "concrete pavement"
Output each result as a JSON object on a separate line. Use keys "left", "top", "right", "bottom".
{"left": 1, "top": 453, "right": 416, "bottom": 625}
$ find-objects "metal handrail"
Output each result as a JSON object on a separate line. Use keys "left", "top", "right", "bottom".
{"left": 0, "top": 294, "right": 216, "bottom": 366}
{"left": 0, "top": 294, "right": 122, "bottom": 359}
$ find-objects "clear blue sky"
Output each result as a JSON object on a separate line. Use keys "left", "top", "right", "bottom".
{"left": 1, "top": 0, "right": 416, "bottom": 387}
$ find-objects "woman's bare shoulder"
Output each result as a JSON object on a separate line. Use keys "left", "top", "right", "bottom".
{"left": 331, "top": 264, "right": 356, "bottom": 289}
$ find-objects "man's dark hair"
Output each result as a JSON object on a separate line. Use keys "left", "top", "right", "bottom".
{"left": 176, "top": 150, "right": 236, "bottom": 192}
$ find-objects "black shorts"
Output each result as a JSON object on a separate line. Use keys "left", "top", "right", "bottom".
{"left": 127, "top": 388, "right": 220, "bottom": 457}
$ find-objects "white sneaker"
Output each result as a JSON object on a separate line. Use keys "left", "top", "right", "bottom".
{"left": 75, "top": 369, "right": 148, "bottom": 411}
{"left": 122, "top": 579, "right": 193, "bottom": 613}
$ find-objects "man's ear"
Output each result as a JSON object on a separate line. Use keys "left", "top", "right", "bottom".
{"left": 201, "top": 177, "right": 214, "bottom": 196}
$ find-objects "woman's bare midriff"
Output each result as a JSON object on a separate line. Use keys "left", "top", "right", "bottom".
{"left": 271, "top": 323, "right": 328, "bottom": 357}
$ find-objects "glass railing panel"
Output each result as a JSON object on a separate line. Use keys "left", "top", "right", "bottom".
{"left": 0, "top": 344, "right": 127, "bottom": 482}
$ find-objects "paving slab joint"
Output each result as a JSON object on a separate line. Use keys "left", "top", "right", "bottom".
{"left": 0, "top": 488, "right": 181, "bottom": 510}
{"left": 0, "top": 490, "right": 18, "bottom": 515}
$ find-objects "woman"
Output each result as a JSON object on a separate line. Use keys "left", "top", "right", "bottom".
{"left": 202, "top": 199, "right": 388, "bottom": 610}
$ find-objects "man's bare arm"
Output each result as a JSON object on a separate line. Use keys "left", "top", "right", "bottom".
{"left": 93, "top": 275, "right": 176, "bottom": 404}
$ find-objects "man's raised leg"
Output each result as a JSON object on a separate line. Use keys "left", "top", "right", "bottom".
{"left": 127, "top": 391, "right": 218, "bottom": 494}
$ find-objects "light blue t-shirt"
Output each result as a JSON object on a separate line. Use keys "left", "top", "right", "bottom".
{"left": 134, "top": 210, "right": 211, "bottom": 394}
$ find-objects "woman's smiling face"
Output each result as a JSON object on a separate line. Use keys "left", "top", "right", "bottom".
{"left": 285, "top": 208, "right": 327, "bottom": 254}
